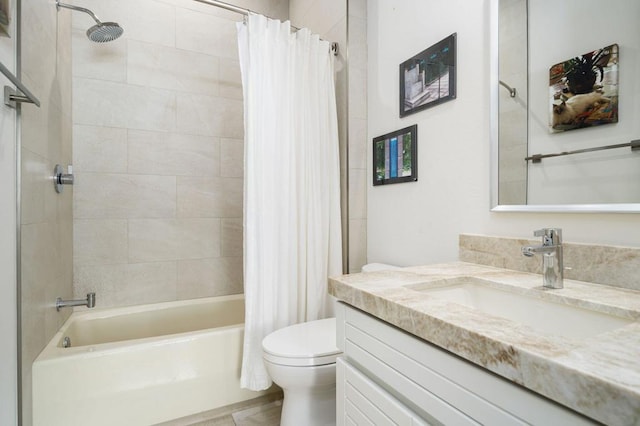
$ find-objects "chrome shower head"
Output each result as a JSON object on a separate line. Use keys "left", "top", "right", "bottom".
{"left": 87, "top": 22, "right": 124, "bottom": 43}
{"left": 56, "top": 0, "right": 124, "bottom": 43}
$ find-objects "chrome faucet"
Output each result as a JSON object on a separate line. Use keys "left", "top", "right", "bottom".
{"left": 56, "top": 292, "right": 96, "bottom": 311}
{"left": 521, "top": 228, "right": 563, "bottom": 289}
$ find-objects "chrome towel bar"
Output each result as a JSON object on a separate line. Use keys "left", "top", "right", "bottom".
{"left": 0, "top": 59, "right": 40, "bottom": 108}
{"left": 526, "top": 139, "right": 640, "bottom": 163}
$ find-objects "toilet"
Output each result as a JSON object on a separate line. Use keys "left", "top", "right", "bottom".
{"left": 262, "top": 317, "right": 341, "bottom": 426}
{"left": 262, "top": 264, "right": 398, "bottom": 425}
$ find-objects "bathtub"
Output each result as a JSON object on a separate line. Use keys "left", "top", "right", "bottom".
{"left": 32, "top": 294, "right": 274, "bottom": 426}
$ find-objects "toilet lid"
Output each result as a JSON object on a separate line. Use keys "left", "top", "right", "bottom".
{"left": 262, "top": 318, "right": 342, "bottom": 367}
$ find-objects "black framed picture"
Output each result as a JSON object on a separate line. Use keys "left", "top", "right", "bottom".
{"left": 373, "top": 125, "right": 417, "bottom": 186}
{"left": 400, "top": 33, "right": 457, "bottom": 117}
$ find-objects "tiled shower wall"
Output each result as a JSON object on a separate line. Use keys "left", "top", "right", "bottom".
{"left": 71, "top": 0, "right": 288, "bottom": 308}
{"left": 347, "top": 0, "right": 368, "bottom": 272}
{"left": 20, "top": 1, "right": 73, "bottom": 424}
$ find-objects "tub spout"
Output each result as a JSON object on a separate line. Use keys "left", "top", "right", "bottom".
{"left": 56, "top": 292, "right": 96, "bottom": 311}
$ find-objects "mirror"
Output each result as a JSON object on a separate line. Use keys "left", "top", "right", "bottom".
{"left": 491, "top": 0, "right": 640, "bottom": 212}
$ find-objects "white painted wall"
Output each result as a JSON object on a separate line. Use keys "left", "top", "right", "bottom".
{"left": 367, "top": 0, "right": 640, "bottom": 268}
{"left": 0, "top": 0, "right": 17, "bottom": 422}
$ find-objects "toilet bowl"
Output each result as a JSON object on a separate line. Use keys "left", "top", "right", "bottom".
{"left": 262, "top": 318, "right": 341, "bottom": 426}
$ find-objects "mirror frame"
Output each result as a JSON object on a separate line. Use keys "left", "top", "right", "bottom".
{"left": 488, "top": 0, "right": 640, "bottom": 213}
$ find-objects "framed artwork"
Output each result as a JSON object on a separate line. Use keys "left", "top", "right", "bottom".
{"left": 400, "top": 33, "right": 456, "bottom": 117}
{"left": 549, "top": 43, "right": 619, "bottom": 133}
{"left": 0, "top": 0, "right": 10, "bottom": 36}
{"left": 373, "top": 125, "right": 417, "bottom": 186}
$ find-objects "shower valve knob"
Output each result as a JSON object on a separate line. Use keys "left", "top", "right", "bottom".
{"left": 54, "top": 164, "right": 74, "bottom": 193}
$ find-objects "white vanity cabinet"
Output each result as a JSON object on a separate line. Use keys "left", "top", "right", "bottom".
{"left": 335, "top": 302, "right": 596, "bottom": 425}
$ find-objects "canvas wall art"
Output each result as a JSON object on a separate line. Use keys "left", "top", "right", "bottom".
{"left": 549, "top": 44, "right": 619, "bottom": 133}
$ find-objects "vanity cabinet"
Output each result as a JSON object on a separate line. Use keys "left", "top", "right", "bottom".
{"left": 335, "top": 302, "right": 596, "bottom": 425}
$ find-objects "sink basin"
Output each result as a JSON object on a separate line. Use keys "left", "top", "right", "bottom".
{"left": 410, "top": 278, "right": 633, "bottom": 339}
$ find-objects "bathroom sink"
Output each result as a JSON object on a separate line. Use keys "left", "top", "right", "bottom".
{"left": 409, "top": 277, "right": 633, "bottom": 339}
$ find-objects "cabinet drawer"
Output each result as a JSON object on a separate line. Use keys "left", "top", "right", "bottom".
{"left": 338, "top": 358, "right": 428, "bottom": 426}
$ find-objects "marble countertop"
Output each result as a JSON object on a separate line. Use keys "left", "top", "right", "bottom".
{"left": 328, "top": 262, "right": 640, "bottom": 425}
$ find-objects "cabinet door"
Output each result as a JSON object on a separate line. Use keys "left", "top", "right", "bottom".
{"left": 337, "top": 302, "right": 597, "bottom": 426}
{"left": 338, "top": 358, "right": 429, "bottom": 426}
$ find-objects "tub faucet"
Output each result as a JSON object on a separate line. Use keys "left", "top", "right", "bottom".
{"left": 521, "top": 228, "right": 563, "bottom": 289}
{"left": 56, "top": 292, "right": 96, "bottom": 311}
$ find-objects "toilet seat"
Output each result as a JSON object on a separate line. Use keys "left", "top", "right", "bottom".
{"left": 262, "top": 318, "right": 341, "bottom": 367}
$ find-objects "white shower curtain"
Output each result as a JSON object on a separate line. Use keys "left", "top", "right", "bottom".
{"left": 237, "top": 15, "right": 343, "bottom": 391}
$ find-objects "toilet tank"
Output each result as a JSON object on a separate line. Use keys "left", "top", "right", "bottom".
{"left": 361, "top": 263, "right": 400, "bottom": 272}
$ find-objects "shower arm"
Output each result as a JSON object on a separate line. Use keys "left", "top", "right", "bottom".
{"left": 56, "top": 1, "right": 102, "bottom": 24}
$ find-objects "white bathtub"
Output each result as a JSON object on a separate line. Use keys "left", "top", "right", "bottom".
{"left": 32, "top": 294, "right": 273, "bottom": 426}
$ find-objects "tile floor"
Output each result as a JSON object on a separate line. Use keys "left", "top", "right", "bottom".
{"left": 158, "top": 393, "right": 283, "bottom": 426}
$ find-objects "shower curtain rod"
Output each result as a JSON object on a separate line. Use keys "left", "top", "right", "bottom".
{"left": 192, "top": 0, "right": 339, "bottom": 55}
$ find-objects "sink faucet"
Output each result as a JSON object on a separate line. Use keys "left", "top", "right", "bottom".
{"left": 521, "top": 228, "right": 563, "bottom": 289}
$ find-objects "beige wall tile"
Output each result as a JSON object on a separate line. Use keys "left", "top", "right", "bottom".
{"left": 175, "top": 8, "right": 238, "bottom": 58}
{"left": 20, "top": 150, "right": 47, "bottom": 225}
{"left": 114, "top": 0, "right": 177, "bottom": 47}
{"left": 74, "top": 219, "right": 128, "bottom": 266}
{"left": 219, "top": 59, "right": 243, "bottom": 99}
{"left": 346, "top": 0, "right": 366, "bottom": 274}
{"left": 129, "top": 218, "right": 221, "bottom": 262}
{"left": 347, "top": 15, "right": 367, "bottom": 66}
{"left": 220, "top": 138, "right": 244, "bottom": 177}
{"left": 222, "top": 219, "right": 243, "bottom": 257}
{"left": 348, "top": 118, "right": 368, "bottom": 170}
{"left": 177, "top": 177, "right": 243, "bottom": 218}
{"left": 71, "top": 0, "right": 254, "bottom": 308}
{"left": 176, "top": 92, "right": 243, "bottom": 138}
{"left": 290, "top": 0, "right": 316, "bottom": 24}
{"left": 74, "top": 262, "right": 177, "bottom": 308}
{"left": 74, "top": 173, "right": 176, "bottom": 218}
{"left": 348, "top": 169, "right": 367, "bottom": 219}
{"left": 128, "top": 130, "right": 220, "bottom": 176}
{"left": 56, "top": 219, "right": 74, "bottom": 288}
{"left": 20, "top": 0, "right": 57, "bottom": 107}
{"left": 71, "top": 29, "right": 127, "bottom": 82}
{"left": 73, "top": 263, "right": 125, "bottom": 306}
{"left": 177, "top": 257, "right": 243, "bottom": 299}
{"left": 71, "top": 0, "right": 176, "bottom": 47}
{"left": 348, "top": 65, "right": 367, "bottom": 120}
{"left": 73, "top": 78, "right": 177, "bottom": 132}
{"left": 290, "top": 0, "right": 345, "bottom": 35}
{"left": 73, "top": 125, "right": 128, "bottom": 173}
{"left": 348, "top": 219, "right": 367, "bottom": 273}
{"left": 19, "top": 90, "right": 49, "bottom": 158}
{"left": 20, "top": 3, "right": 73, "bottom": 423}
{"left": 127, "top": 40, "right": 219, "bottom": 95}
{"left": 349, "top": 0, "right": 367, "bottom": 19}
{"left": 22, "top": 224, "right": 58, "bottom": 299}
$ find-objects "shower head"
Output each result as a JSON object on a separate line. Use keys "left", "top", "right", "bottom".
{"left": 87, "top": 22, "right": 124, "bottom": 43}
{"left": 56, "top": 0, "right": 124, "bottom": 43}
